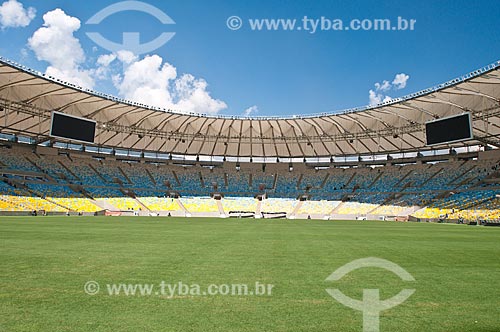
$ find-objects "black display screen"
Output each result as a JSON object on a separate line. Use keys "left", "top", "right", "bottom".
{"left": 50, "top": 112, "right": 96, "bottom": 143}
{"left": 425, "top": 113, "right": 472, "bottom": 146}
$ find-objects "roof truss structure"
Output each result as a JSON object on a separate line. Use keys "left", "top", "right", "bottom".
{"left": 0, "top": 57, "right": 499, "bottom": 158}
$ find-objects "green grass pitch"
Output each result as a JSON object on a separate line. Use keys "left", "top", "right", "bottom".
{"left": 1, "top": 217, "right": 499, "bottom": 332}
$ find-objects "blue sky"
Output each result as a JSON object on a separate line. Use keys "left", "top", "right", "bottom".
{"left": 0, "top": 0, "right": 499, "bottom": 117}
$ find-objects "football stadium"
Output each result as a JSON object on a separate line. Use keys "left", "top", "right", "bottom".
{"left": 1, "top": 57, "right": 500, "bottom": 223}
{"left": 1, "top": 1, "right": 500, "bottom": 331}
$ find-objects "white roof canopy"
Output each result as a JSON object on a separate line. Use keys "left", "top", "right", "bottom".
{"left": 1, "top": 57, "right": 499, "bottom": 158}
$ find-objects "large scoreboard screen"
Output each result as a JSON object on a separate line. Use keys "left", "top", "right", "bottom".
{"left": 50, "top": 111, "right": 96, "bottom": 144}
{"left": 425, "top": 113, "right": 473, "bottom": 146}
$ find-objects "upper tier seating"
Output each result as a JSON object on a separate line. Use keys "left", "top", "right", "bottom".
{"left": 0, "top": 149, "right": 39, "bottom": 172}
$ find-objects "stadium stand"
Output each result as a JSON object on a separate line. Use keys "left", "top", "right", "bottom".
{"left": 1, "top": 143, "right": 500, "bottom": 221}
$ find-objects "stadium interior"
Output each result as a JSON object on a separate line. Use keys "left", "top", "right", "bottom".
{"left": 1, "top": 56, "right": 500, "bottom": 223}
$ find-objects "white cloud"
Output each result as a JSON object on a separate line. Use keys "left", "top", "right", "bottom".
{"left": 0, "top": 0, "right": 35, "bottom": 29}
{"left": 115, "top": 54, "right": 176, "bottom": 107}
{"left": 374, "top": 80, "right": 391, "bottom": 92}
{"left": 25, "top": 9, "right": 226, "bottom": 115}
{"left": 95, "top": 53, "right": 116, "bottom": 80}
{"left": 369, "top": 90, "right": 382, "bottom": 106}
{"left": 173, "top": 74, "right": 227, "bottom": 115}
{"left": 113, "top": 54, "right": 227, "bottom": 114}
{"left": 111, "top": 73, "right": 122, "bottom": 88}
{"left": 116, "top": 50, "right": 137, "bottom": 65}
{"left": 392, "top": 73, "right": 410, "bottom": 89}
{"left": 97, "top": 53, "right": 116, "bottom": 67}
{"left": 243, "top": 105, "right": 258, "bottom": 117}
{"left": 28, "top": 8, "right": 93, "bottom": 88}
{"left": 369, "top": 72, "right": 410, "bottom": 105}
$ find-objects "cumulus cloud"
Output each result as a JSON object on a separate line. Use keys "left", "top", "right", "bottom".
{"left": 0, "top": 0, "right": 35, "bottom": 29}
{"left": 97, "top": 53, "right": 116, "bottom": 67}
{"left": 374, "top": 80, "right": 391, "bottom": 92}
{"left": 113, "top": 54, "right": 227, "bottom": 114}
{"left": 369, "top": 90, "right": 392, "bottom": 105}
{"left": 369, "top": 72, "right": 410, "bottom": 106}
{"left": 28, "top": 8, "right": 93, "bottom": 88}
{"left": 95, "top": 53, "right": 117, "bottom": 79}
{"left": 369, "top": 90, "right": 382, "bottom": 106}
{"left": 243, "top": 105, "right": 258, "bottom": 117}
{"left": 115, "top": 54, "right": 176, "bottom": 107}
{"left": 24, "top": 8, "right": 226, "bottom": 115}
{"left": 392, "top": 73, "right": 410, "bottom": 89}
{"left": 116, "top": 50, "right": 137, "bottom": 65}
{"left": 173, "top": 74, "right": 227, "bottom": 115}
